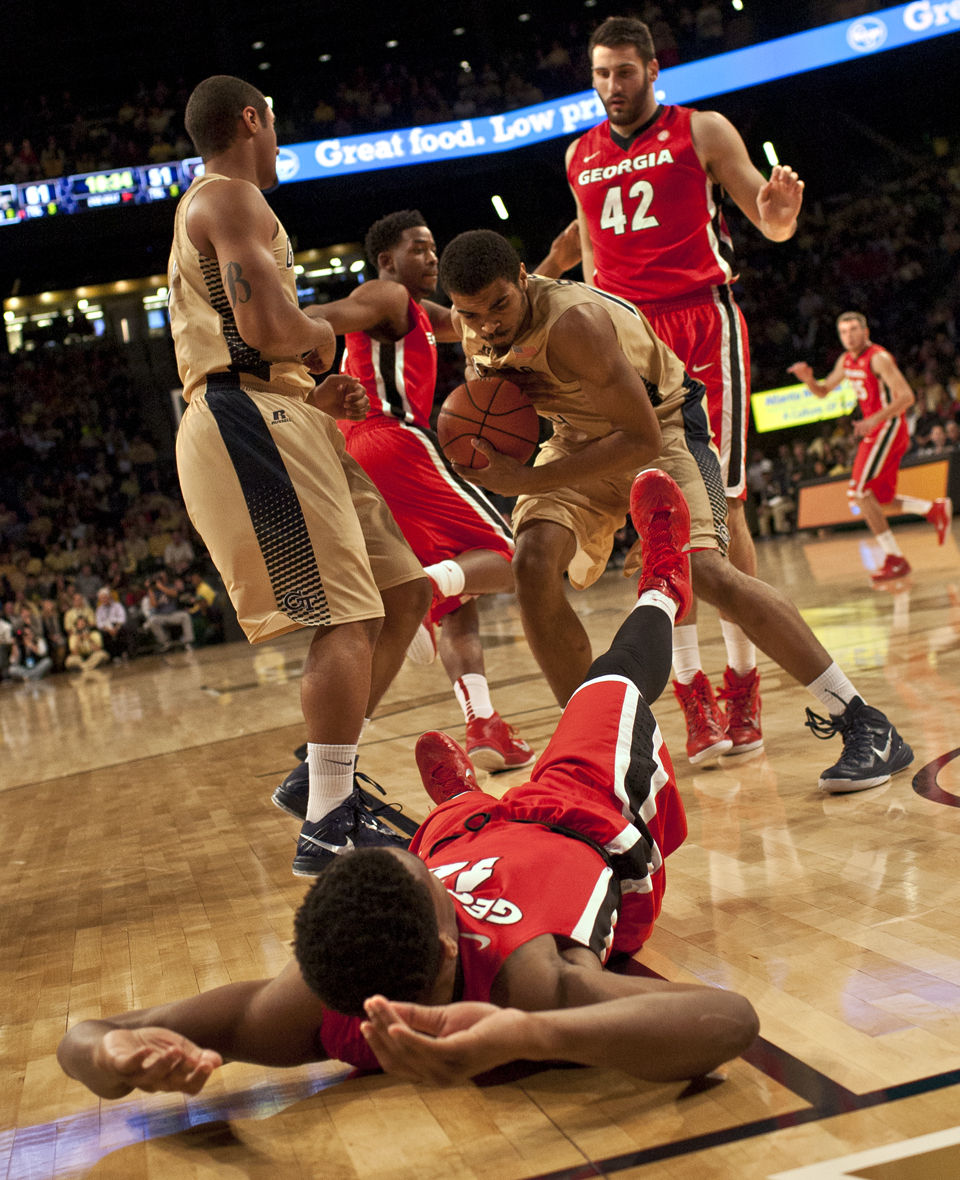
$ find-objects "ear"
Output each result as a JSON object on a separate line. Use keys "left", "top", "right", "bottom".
{"left": 648, "top": 58, "right": 660, "bottom": 83}
{"left": 518, "top": 262, "right": 528, "bottom": 290}
{"left": 438, "top": 930, "right": 459, "bottom": 962}
{"left": 377, "top": 249, "right": 396, "bottom": 277}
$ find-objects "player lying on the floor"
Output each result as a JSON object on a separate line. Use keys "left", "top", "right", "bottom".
{"left": 57, "top": 472, "right": 759, "bottom": 1096}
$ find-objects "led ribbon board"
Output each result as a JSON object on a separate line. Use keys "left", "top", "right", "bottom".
{"left": 751, "top": 381, "right": 860, "bottom": 434}
{"left": 1, "top": 2, "right": 957, "bottom": 224}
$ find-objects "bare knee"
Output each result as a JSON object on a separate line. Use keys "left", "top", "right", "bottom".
{"left": 513, "top": 525, "right": 575, "bottom": 605}
{"left": 383, "top": 575, "right": 432, "bottom": 625}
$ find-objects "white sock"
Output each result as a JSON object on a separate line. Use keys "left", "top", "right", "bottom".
{"left": 636, "top": 590, "right": 678, "bottom": 623}
{"left": 672, "top": 624, "right": 702, "bottom": 684}
{"left": 424, "top": 559, "right": 466, "bottom": 599}
{"left": 876, "top": 529, "right": 902, "bottom": 557}
{"left": 454, "top": 673, "right": 495, "bottom": 721}
{"left": 898, "top": 495, "right": 932, "bottom": 516}
{"left": 720, "top": 619, "right": 756, "bottom": 676}
{"left": 805, "top": 663, "right": 859, "bottom": 716}
{"left": 306, "top": 742, "right": 357, "bottom": 822}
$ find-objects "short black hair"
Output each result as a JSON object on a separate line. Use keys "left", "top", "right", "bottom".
{"left": 185, "top": 75, "right": 269, "bottom": 159}
{"left": 293, "top": 849, "right": 443, "bottom": 1017}
{"left": 588, "top": 16, "right": 656, "bottom": 63}
{"left": 365, "top": 210, "right": 427, "bottom": 270}
{"left": 439, "top": 230, "right": 522, "bottom": 297}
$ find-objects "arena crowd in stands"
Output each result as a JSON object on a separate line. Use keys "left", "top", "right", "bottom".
{"left": 1, "top": 1, "right": 882, "bottom": 184}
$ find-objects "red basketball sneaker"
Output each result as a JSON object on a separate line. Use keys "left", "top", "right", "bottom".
{"left": 928, "top": 498, "right": 953, "bottom": 545}
{"left": 415, "top": 731, "right": 481, "bottom": 805}
{"left": 717, "top": 666, "right": 764, "bottom": 755}
{"left": 871, "top": 554, "right": 911, "bottom": 583}
{"left": 673, "top": 672, "right": 733, "bottom": 764}
{"left": 465, "top": 713, "right": 535, "bottom": 773}
{"left": 629, "top": 469, "right": 692, "bottom": 622}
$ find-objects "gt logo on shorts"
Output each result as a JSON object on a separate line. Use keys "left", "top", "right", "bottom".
{"left": 280, "top": 588, "right": 324, "bottom": 615}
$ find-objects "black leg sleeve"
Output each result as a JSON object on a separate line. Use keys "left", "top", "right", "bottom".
{"left": 583, "top": 605, "right": 673, "bottom": 704}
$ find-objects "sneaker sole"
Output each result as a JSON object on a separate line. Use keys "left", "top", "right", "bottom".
{"left": 819, "top": 745, "right": 914, "bottom": 793}
{"left": 723, "top": 738, "right": 764, "bottom": 757}
{"left": 468, "top": 745, "right": 536, "bottom": 773}
{"left": 688, "top": 738, "right": 734, "bottom": 765}
{"left": 291, "top": 855, "right": 332, "bottom": 877}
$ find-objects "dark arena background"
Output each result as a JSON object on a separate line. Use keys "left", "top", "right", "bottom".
{"left": 4, "top": 3, "right": 960, "bottom": 1178}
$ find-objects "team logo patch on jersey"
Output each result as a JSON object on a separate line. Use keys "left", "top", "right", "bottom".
{"left": 431, "top": 857, "right": 523, "bottom": 924}
{"left": 271, "top": 408, "right": 290, "bottom": 425}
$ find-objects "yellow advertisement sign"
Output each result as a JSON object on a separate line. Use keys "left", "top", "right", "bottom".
{"left": 751, "top": 380, "right": 859, "bottom": 434}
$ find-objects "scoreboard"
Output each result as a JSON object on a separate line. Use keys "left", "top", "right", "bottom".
{"left": 0, "top": 159, "right": 203, "bottom": 225}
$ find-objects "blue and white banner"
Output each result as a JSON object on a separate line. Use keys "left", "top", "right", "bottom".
{"left": 276, "top": 1, "right": 959, "bottom": 184}
{"left": 2, "top": 2, "right": 957, "bottom": 226}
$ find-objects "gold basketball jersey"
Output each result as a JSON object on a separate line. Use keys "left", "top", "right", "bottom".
{"left": 167, "top": 173, "right": 314, "bottom": 402}
{"left": 463, "top": 274, "right": 689, "bottom": 444}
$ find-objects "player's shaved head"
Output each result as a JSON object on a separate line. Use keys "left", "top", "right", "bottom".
{"left": 186, "top": 75, "right": 269, "bottom": 159}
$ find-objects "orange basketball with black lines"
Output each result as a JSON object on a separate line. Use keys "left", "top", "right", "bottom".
{"left": 437, "top": 377, "right": 539, "bottom": 469}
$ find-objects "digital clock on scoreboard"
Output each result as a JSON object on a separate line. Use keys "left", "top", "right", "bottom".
{"left": 63, "top": 168, "right": 140, "bottom": 211}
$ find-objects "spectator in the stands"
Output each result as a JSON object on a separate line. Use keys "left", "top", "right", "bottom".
{"left": 8, "top": 623, "right": 53, "bottom": 682}
{"left": 141, "top": 574, "right": 194, "bottom": 653}
{"left": 163, "top": 529, "right": 195, "bottom": 575}
{"left": 65, "top": 615, "right": 111, "bottom": 672}
{"left": 94, "top": 587, "right": 136, "bottom": 662}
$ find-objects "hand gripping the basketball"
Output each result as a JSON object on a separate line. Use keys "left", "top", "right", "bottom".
{"left": 453, "top": 437, "right": 540, "bottom": 496}
{"left": 94, "top": 1027, "right": 223, "bottom": 1096}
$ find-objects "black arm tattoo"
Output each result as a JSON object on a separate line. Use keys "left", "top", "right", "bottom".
{"left": 224, "top": 261, "right": 252, "bottom": 307}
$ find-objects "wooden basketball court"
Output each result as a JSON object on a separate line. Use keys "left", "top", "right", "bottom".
{"left": 3, "top": 519, "right": 960, "bottom": 1179}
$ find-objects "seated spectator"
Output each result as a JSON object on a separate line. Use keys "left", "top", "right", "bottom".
{"left": 163, "top": 529, "right": 195, "bottom": 575}
{"left": 65, "top": 616, "right": 111, "bottom": 672}
{"left": 181, "top": 570, "right": 224, "bottom": 646}
{"left": 94, "top": 587, "right": 136, "bottom": 661}
{"left": 38, "top": 598, "right": 67, "bottom": 672}
{"left": 918, "top": 423, "right": 951, "bottom": 456}
{"left": 40, "top": 135, "right": 65, "bottom": 179}
{"left": 8, "top": 623, "right": 53, "bottom": 682}
{"left": 0, "top": 616, "right": 12, "bottom": 680}
{"left": 63, "top": 591, "right": 96, "bottom": 635}
{"left": 140, "top": 574, "right": 194, "bottom": 652}
{"left": 74, "top": 562, "right": 101, "bottom": 602}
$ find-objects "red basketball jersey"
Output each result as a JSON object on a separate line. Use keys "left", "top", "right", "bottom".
{"left": 341, "top": 296, "right": 437, "bottom": 428}
{"left": 568, "top": 105, "right": 736, "bottom": 304}
{"left": 842, "top": 343, "right": 900, "bottom": 424}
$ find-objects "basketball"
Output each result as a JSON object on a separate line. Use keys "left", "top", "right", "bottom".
{"left": 437, "top": 377, "right": 539, "bottom": 469}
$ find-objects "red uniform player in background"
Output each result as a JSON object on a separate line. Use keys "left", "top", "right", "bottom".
{"left": 789, "top": 311, "right": 952, "bottom": 581}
